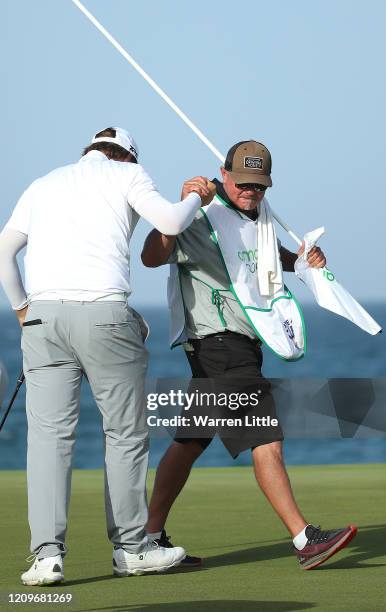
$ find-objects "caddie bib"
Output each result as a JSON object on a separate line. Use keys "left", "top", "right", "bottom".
{"left": 169, "top": 196, "right": 306, "bottom": 361}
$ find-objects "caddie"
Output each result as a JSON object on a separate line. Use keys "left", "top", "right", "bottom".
{"left": 0, "top": 126, "right": 215, "bottom": 585}
{"left": 141, "top": 140, "right": 357, "bottom": 570}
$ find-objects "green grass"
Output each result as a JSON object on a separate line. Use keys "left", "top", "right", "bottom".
{"left": 1, "top": 465, "right": 386, "bottom": 611}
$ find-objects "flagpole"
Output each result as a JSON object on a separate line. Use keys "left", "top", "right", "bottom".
{"left": 0, "top": 369, "right": 25, "bottom": 433}
{"left": 71, "top": 0, "right": 303, "bottom": 245}
{"left": 71, "top": 0, "right": 226, "bottom": 164}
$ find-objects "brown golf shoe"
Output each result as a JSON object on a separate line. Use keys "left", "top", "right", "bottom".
{"left": 295, "top": 524, "right": 357, "bottom": 570}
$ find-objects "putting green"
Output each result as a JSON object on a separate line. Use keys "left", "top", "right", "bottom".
{"left": 0, "top": 464, "right": 385, "bottom": 611}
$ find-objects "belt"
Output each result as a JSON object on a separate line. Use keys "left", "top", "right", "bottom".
{"left": 94, "top": 293, "right": 128, "bottom": 302}
{"left": 192, "top": 331, "right": 262, "bottom": 345}
{"left": 29, "top": 292, "right": 128, "bottom": 303}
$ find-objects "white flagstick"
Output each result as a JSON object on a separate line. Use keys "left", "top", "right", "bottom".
{"left": 71, "top": 0, "right": 225, "bottom": 163}
{"left": 71, "top": 0, "right": 302, "bottom": 245}
{"left": 268, "top": 210, "right": 302, "bottom": 246}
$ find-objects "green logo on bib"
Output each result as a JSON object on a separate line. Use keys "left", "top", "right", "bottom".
{"left": 323, "top": 269, "right": 335, "bottom": 282}
{"left": 238, "top": 249, "right": 258, "bottom": 263}
{"left": 238, "top": 249, "right": 258, "bottom": 274}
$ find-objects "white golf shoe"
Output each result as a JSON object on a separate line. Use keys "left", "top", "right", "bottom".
{"left": 21, "top": 555, "right": 64, "bottom": 586}
{"left": 113, "top": 541, "right": 186, "bottom": 576}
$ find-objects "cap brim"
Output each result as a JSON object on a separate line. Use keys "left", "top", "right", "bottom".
{"left": 228, "top": 171, "right": 272, "bottom": 187}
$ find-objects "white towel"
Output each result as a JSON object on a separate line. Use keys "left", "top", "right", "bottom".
{"left": 294, "top": 226, "right": 381, "bottom": 336}
{"left": 257, "top": 198, "right": 283, "bottom": 297}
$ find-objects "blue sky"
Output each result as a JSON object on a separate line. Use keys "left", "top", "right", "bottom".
{"left": 1, "top": 0, "right": 385, "bottom": 309}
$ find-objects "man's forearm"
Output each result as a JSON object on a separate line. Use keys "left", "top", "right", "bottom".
{"left": 141, "top": 230, "right": 176, "bottom": 267}
{"left": 134, "top": 177, "right": 216, "bottom": 236}
{"left": 134, "top": 192, "right": 202, "bottom": 236}
{"left": 0, "top": 229, "right": 28, "bottom": 308}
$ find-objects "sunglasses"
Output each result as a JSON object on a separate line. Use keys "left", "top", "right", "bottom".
{"left": 235, "top": 183, "right": 267, "bottom": 192}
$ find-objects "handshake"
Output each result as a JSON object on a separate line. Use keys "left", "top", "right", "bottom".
{"left": 181, "top": 176, "right": 217, "bottom": 207}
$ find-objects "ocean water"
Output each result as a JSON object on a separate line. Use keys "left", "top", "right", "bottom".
{"left": 0, "top": 303, "right": 385, "bottom": 469}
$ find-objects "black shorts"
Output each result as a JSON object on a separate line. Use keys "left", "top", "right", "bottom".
{"left": 175, "top": 331, "right": 284, "bottom": 458}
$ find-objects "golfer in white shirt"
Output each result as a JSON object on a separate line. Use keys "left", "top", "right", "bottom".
{"left": 0, "top": 126, "right": 214, "bottom": 585}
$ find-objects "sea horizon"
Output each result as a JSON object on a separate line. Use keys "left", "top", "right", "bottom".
{"left": 1, "top": 302, "right": 385, "bottom": 469}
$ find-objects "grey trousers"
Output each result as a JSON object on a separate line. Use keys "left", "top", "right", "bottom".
{"left": 21, "top": 301, "right": 149, "bottom": 558}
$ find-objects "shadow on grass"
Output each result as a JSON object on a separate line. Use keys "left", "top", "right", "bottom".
{"left": 63, "top": 574, "right": 116, "bottom": 587}
{"left": 63, "top": 566, "right": 207, "bottom": 586}
{"left": 204, "top": 540, "right": 290, "bottom": 568}
{"left": 79, "top": 601, "right": 315, "bottom": 612}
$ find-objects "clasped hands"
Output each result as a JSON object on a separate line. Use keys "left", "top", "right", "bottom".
{"left": 181, "top": 176, "right": 216, "bottom": 207}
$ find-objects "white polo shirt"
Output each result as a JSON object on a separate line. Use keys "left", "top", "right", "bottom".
{"left": 5, "top": 151, "right": 200, "bottom": 302}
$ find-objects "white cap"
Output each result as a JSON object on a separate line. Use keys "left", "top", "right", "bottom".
{"left": 92, "top": 127, "right": 139, "bottom": 160}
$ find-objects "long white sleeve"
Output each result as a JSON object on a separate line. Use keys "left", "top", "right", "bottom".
{"left": 124, "top": 164, "right": 202, "bottom": 234}
{"left": 132, "top": 191, "right": 202, "bottom": 235}
{"left": 0, "top": 228, "right": 28, "bottom": 309}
